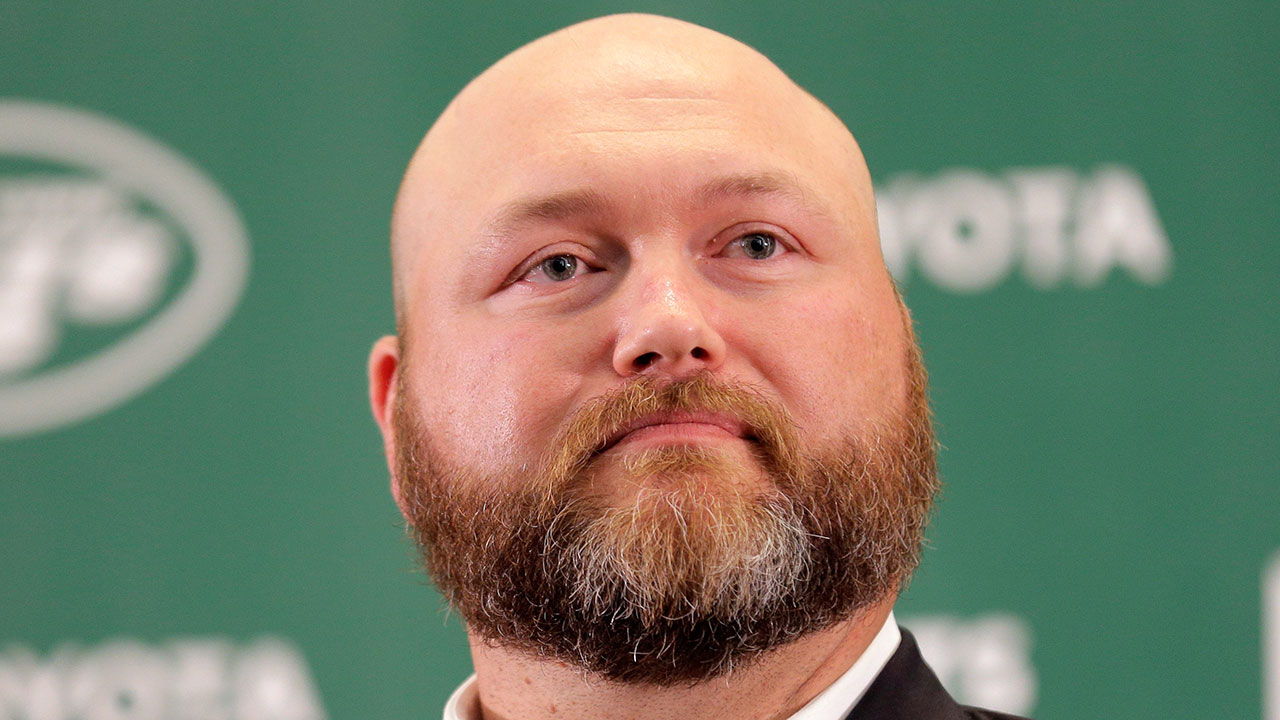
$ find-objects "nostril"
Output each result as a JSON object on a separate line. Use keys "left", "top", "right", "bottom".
{"left": 634, "top": 352, "right": 659, "bottom": 369}
{"left": 690, "top": 346, "right": 708, "bottom": 360}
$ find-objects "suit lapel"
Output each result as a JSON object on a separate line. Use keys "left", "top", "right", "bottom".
{"left": 842, "top": 629, "right": 967, "bottom": 720}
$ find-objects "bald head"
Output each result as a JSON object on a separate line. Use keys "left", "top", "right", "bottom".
{"left": 390, "top": 13, "right": 880, "bottom": 322}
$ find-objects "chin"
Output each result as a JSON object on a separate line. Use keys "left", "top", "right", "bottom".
{"left": 588, "top": 443, "right": 771, "bottom": 503}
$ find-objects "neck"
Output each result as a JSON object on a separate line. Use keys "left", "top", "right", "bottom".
{"left": 466, "top": 597, "right": 895, "bottom": 720}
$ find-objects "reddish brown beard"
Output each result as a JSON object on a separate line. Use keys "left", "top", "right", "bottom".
{"left": 392, "top": 343, "right": 937, "bottom": 685}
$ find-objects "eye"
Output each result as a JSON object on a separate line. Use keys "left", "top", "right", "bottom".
{"left": 722, "top": 231, "right": 786, "bottom": 260}
{"left": 523, "top": 253, "right": 588, "bottom": 283}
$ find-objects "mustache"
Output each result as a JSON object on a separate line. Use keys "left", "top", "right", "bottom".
{"left": 537, "top": 371, "right": 805, "bottom": 490}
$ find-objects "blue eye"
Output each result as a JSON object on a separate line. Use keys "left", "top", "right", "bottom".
{"left": 528, "top": 253, "right": 581, "bottom": 282}
{"left": 739, "top": 232, "right": 777, "bottom": 259}
{"left": 722, "top": 231, "right": 784, "bottom": 260}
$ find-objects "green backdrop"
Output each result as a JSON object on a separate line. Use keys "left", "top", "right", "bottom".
{"left": 2, "top": 2, "right": 1276, "bottom": 719}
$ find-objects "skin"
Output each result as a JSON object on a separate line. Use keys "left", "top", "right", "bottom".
{"left": 369, "top": 13, "right": 913, "bottom": 720}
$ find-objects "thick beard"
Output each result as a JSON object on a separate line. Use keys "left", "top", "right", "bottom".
{"left": 393, "top": 343, "right": 938, "bottom": 686}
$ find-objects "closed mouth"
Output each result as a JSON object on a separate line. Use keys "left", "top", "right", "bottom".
{"left": 598, "top": 411, "right": 752, "bottom": 454}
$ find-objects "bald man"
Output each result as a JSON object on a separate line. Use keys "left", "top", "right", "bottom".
{"left": 368, "top": 13, "right": 1030, "bottom": 720}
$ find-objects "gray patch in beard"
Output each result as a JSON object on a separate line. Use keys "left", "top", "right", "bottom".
{"left": 563, "top": 446, "right": 811, "bottom": 628}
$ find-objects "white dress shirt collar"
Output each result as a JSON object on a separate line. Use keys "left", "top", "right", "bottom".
{"left": 788, "top": 611, "right": 900, "bottom": 720}
{"left": 444, "top": 612, "right": 899, "bottom": 720}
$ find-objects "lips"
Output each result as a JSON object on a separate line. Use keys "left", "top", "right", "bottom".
{"left": 598, "top": 411, "right": 750, "bottom": 453}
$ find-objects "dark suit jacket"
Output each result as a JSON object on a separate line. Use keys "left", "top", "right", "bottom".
{"left": 843, "top": 629, "right": 1033, "bottom": 720}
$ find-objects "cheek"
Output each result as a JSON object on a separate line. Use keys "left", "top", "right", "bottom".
{"left": 411, "top": 320, "right": 599, "bottom": 472}
{"left": 737, "top": 283, "right": 907, "bottom": 440}
{"left": 408, "top": 323, "right": 524, "bottom": 470}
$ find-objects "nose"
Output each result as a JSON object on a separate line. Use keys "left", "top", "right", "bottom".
{"left": 611, "top": 273, "right": 727, "bottom": 377}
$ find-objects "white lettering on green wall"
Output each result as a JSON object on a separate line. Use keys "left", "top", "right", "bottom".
{"left": 906, "top": 613, "right": 1037, "bottom": 716}
{"left": 877, "top": 165, "right": 1172, "bottom": 292}
{"left": 1266, "top": 549, "right": 1279, "bottom": 720}
{"left": 0, "top": 637, "right": 326, "bottom": 720}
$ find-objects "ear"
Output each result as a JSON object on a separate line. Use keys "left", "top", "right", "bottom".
{"left": 367, "top": 335, "right": 406, "bottom": 512}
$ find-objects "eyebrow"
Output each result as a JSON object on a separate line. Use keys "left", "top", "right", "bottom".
{"left": 697, "top": 170, "right": 835, "bottom": 222}
{"left": 481, "top": 170, "right": 837, "bottom": 241}
{"left": 483, "top": 188, "right": 612, "bottom": 239}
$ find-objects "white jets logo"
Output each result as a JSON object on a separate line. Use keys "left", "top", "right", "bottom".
{"left": 0, "top": 100, "right": 249, "bottom": 437}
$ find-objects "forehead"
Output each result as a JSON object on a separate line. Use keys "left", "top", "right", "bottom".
{"left": 438, "top": 88, "right": 863, "bottom": 230}
{"left": 392, "top": 36, "right": 877, "bottom": 299}
{"left": 484, "top": 170, "right": 839, "bottom": 237}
